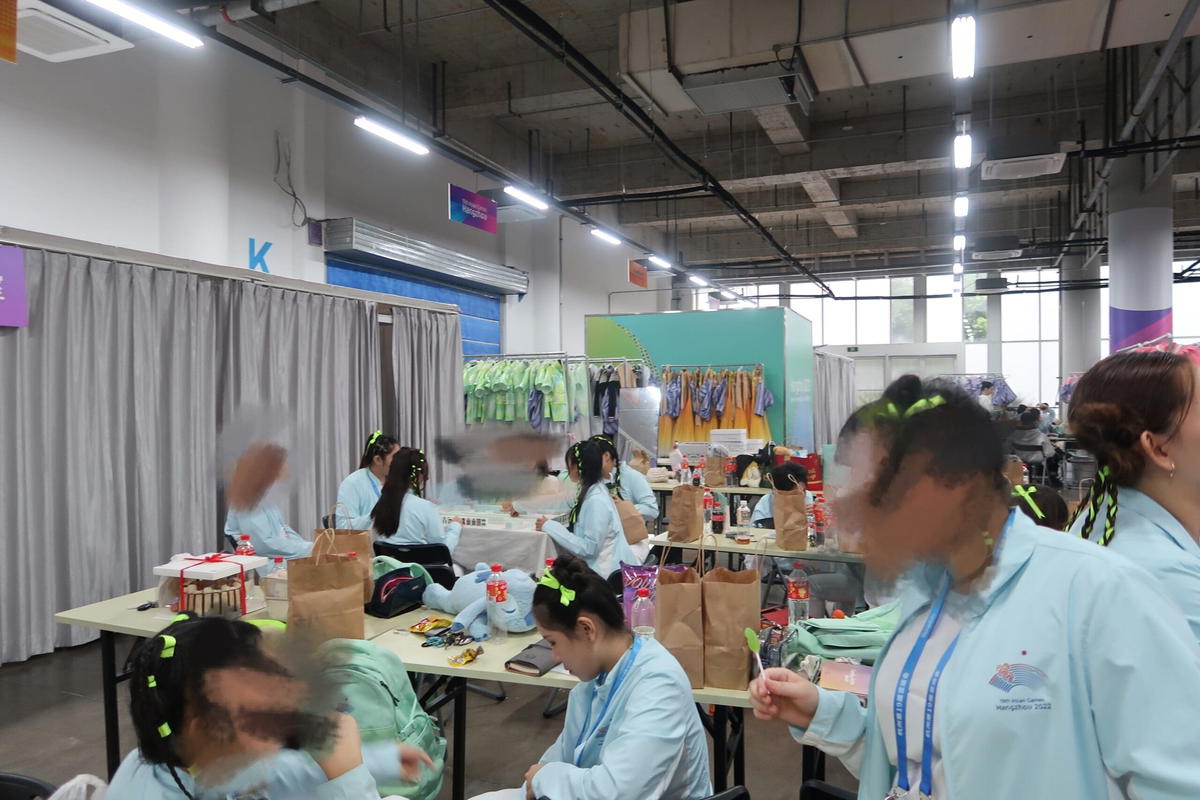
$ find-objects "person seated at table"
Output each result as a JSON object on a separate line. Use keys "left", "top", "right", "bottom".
{"left": 590, "top": 435, "right": 656, "bottom": 561}
{"left": 1007, "top": 408, "right": 1062, "bottom": 485}
{"left": 750, "top": 462, "right": 815, "bottom": 526}
{"left": 373, "top": 447, "right": 463, "bottom": 552}
{"left": 338, "top": 431, "right": 401, "bottom": 529}
{"left": 518, "top": 555, "right": 712, "bottom": 800}
{"left": 223, "top": 443, "right": 312, "bottom": 565}
{"left": 538, "top": 441, "right": 635, "bottom": 578}
{"left": 108, "top": 613, "right": 432, "bottom": 799}
{"left": 1013, "top": 483, "right": 1070, "bottom": 531}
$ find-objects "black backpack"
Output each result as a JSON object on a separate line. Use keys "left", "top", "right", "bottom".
{"left": 365, "top": 558, "right": 432, "bottom": 618}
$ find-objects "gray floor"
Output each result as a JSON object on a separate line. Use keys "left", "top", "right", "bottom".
{"left": 0, "top": 638, "right": 857, "bottom": 800}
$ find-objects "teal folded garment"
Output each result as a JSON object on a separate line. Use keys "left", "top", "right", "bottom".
{"left": 784, "top": 600, "right": 902, "bottom": 665}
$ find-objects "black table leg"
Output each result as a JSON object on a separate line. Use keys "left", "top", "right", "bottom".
{"left": 451, "top": 677, "right": 467, "bottom": 800}
{"left": 732, "top": 707, "right": 746, "bottom": 787}
{"left": 101, "top": 631, "right": 121, "bottom": 778}
{"left": 802, "top": 744, "right": 826, "bottom": 783}
{"left": 712, "top": 705, "right": 728, "bottom": 792}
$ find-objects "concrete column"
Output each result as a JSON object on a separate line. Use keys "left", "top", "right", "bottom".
{"left": 912, "top": 275, "right": 927, "bottom": 344}
{"left": 1107, "top": 156, "right": 1174, "bottom": 352}
{"left": 1059, "top": 252, "right": 1102, "bottom": 377}
{"left": 986, "top": 271, "right": 1003, "bottom": 373}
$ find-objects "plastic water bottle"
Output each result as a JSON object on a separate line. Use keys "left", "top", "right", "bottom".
{"left": 670, "top": 443, "right": 684, "bottom": 477}
{"left": 698, "top": 456, "right": 708, "bottom": 484}
{"left": 235, "top": 535, "right": 255, "bottom": 556}
{"left": 737, "top": 500, "right": 752, "bottom": 529}
{"left": 724, "top": 457, "right": 736, "bottom": 487}
{"left": 486, "top": 564, "right": 509, "bottom": 643}
{"left": 702, "top": 488, "right": 714, "bottom": 533}
{"left": 630, "top": 588, "right": 655, "bottom": 638}
{"left": 234, "top": 535, "right": 262, "bottom": 606}
{"left": 679, "top": 455, "right": 690, "bottom": 485}
{"left": 786, "top": 563, "right": 810, "bottom": 623}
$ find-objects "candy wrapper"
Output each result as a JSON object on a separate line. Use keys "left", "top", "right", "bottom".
{"left": 621, "top": 563, "right": 686, "bottom": 627}
{"left": 409, "top": 617, "right": 454, "bottom": 636}
{"left": 449, "top": 646, "right": 484, "bottom": 666}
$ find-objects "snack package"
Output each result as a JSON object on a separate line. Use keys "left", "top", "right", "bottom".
{"left": 449, "top": 646, "right": 484, "bottom": 666}
{"left": 621, "top": 563, "right": 686, "bottom": 625}
{"left": 409, "top": 617, "right": 454, "bottom": 636}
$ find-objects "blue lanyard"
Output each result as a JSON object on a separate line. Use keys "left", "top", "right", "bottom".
{"left": 367, "top": 471, "right": 382, "bottom": 500}
{"left": 573, "top": 637, "right": 642, "bottom": 765}
{"left": 892, "top": 581, "right": 959, "bottom": 797}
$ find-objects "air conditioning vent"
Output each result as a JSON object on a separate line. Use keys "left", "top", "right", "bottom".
{"left": 17, "top": 0, "right": 132, "bottom": 62}
{"left": 681, "top": 63, "right": 813, "bottom": 116}
{"left": 981, "top": 153, "right": 1066, "bottom": 181}
{"left": 971, "top": 235, "right": 1024, "bottom": 261}
{"left": 974, "top": 277, "right": 1010, "bottom": 294}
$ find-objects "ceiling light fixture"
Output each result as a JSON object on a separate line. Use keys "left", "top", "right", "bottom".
{"left": 954, "top": 195, "right": 969, "bottom": 218}
{"left": 720, "top": 289, "right": 736, "bottom": 300}
{"left": 688, "top": 275, "right": 710, "bottom": 287}
{"left": 503, "top": 185, "right": 550, "bottom": 211}
{"left": 951, "top": 15, "right": 976, "bottom": 79}
{"left": 648, "top": 255, "right": 673, "bottom": 270}
{"left": 953, "top": 261, "right": 964, "bottom": 275}
{"left": 83, "top": 0, "right": 203, "bottom": 47}
{"left": 354, "top": 116, "right": 430, "bottom": 156}
{"left": 590, "top": 228, "right": 622, "bottom": 246}
{"left": 953, "top": 134, "right": 972, "bottom": 169}
{"left": 953, "top": 234, "right": 966, "bottom": 251}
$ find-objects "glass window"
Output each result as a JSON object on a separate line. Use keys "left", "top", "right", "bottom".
{"left": 965, "top": 342, "right": 988, "bottom": 374}
{"left": 757, "top": 283, "right": 781, "bottom": 308}
{"left": 824, "top": 280, "right": 856, "bottom": 345}
{"left": 1001, "top": 271, "right": 1041, "bottom": 341}
{"left": 1040, "top": 341, "right": 1059, "bottom": 406}
{"left": 856, "top": 278, "right": 890, "bottom": 345}
{"left": 790, "top": 286, "right": 824, "bottom": 347}
{"left": 962, "top": 274, "right": 988, "bottom": 342}
{"left": 1002, "top": 342, "right": 1040, "bottom": 405}
{"left": 1040, "top": 269, "right": 1059, "bottom": 340}
{"left": 1175, "top": 280, "right": 1200, "bottom": 337}
{"left": 854, "top": 356, "right": 885, "bottom": 406}
{"left": 926, "top": 275, "right": 962, "bottom": 343}
{"left": 891, "top": 277, "right": 915, "bottom": 344}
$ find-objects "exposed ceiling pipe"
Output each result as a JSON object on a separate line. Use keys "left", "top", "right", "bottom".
{"left": 194, "top": 0, "right": 314, "bottom": 26}
{"left": 479, "top": 0, "right": 834, "bottom": 296}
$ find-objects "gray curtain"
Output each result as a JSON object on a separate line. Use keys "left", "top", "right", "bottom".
{"left": 0, "top": 250, "right": 217, "bottom": 663}
{"left": 217, "top": 282, "right": 381, "bottom": 534}
{"left": 813, "top": 351, "right": 856, "bottom": 450}
{"left": 383, "top": 306, "right": 463, "bottom": 486}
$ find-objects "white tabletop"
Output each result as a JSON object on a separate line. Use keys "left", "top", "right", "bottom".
{"left": 451, "top": 526, "right": 558, "bottom": 575}
{"left": 649, "top": 531, "right": 863, "bottom": 564}
{"left": 649, "top": 482, "right": 771, "bottom": 496}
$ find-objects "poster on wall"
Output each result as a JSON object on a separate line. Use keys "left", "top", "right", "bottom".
{"left": 448, "top": 184, "right": 498, "bottom": 234}
{"left": 0, "top": 245, "right": 29, "bottom": 327}
{"left": 627, "top": 260, "right": 648, "bottom": 288}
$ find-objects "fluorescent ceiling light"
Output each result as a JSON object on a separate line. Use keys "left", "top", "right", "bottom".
{"left": 590, "top": 228, "right": 622, "bottom": 246}
{"left": 83, "top": 0, "right": 203, "bottom": 47}
{"left": 953, "top": 134, "right": 972, "bottom": 169}
{"left": 954, "top": 195, "right": 969, "bottom": 218}
{"left": 354, "top": 117, "right": 430, "bottom": 156}
{"left": 648, "top": 255, "right": 673, "bottom": 270}
{"left": 951, "top": 15, "right": 976, "bottom": 79}
{"left": 953, "top": 234, "right": 966, "bottom": 251}
{"left": 503, "top": 185, "right": 549, "bottom": 211}
{"left": 720, "top": 290, "right": 736, "bottom": 300}
{"left": 953, "top": 261, "right": 964, "bottom": 275}
{"left": 688, "top": 275, "right": 710, "bottom": 287}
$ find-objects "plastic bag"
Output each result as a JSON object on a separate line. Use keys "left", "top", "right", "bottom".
{"left": 48, "top": 775, "right": 107, "bottom": 800}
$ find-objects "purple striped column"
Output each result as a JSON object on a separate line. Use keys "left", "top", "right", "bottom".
{"left": 1108, "top": 158, "right": 1173, "bottom": 353}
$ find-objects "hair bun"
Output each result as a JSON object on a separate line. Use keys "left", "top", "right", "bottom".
{"left": 1068, "top": 401, "right": 1145, "bottom": 481}
{"left": 552, "top": 553, "right": 591, "bottom": 588}
{"left": 883, "top": 374, "right": 924, "bottom": 407}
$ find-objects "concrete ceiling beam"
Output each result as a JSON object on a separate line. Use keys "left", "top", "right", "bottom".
{"left": 752, "top": 104, "right": 811, "bottom": 155}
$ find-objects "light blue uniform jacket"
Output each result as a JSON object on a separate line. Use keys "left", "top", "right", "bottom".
{"left": 376, "top": 494, "right": 462, "bottom": 553}
{"left": 224, "top": 504, "right": 313, "bottom": 562}
{"left": 336, "top": 468, "right": 382, "bottom": 530}
{"left": 532, "top": 638, "right": 712, "bottom": 800}
{"left": 1069, "top": 486, "right": 1200, "bottom": 641}
{"left": 792, "top": 510, "right": 1200, "bottom": 799}
{"left": 107, "top": 741, "right": 405, "bottom": 799}
{"left": 542, "top": 484, "right": 636, "bottom": 577}
{"left": 613, "top": 463, "right": 657, "bottom": 522}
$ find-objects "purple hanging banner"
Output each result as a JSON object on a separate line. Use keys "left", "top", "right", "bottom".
{"left": 448, "top": 184, "right": 498, "bottom": 234}
{"left": 0, "top": 245, "right": 28, "bottom": 328}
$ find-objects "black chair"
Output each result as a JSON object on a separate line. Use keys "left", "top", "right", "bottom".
{"left": 373, "top": 541, "right": 456, "bottom": 590}
{"left": 799, "top": 780, "right": 855, "bottom": 800}
{"left": 0, "top": 773, "right": 57, "bottom": 800}
{"left": 704, "top": 787, "right": 750, "bottom": 800}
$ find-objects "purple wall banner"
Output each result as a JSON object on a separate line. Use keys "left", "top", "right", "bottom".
{"left": 448, "top": 184, "right": 498, "bottom": 234}
{"left": 0, "top": 245, "right": 28, "bottom": 328}
{"left": 1111, "top": 306, "right": 1173, "bottom": 352}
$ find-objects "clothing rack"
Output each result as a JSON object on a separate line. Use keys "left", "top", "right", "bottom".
{"left": 464, "top": 352, "right": 567, "bottom": 361}
{"left": 660, "top": 362, "right": 763, "bottom": 370}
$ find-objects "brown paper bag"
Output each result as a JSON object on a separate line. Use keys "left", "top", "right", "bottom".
{"left": 668, "top": 484, "right": 704, "bottom": 543}
{"left": 311, "top": 528, "right": 373, "bottom": 602}
{"left": 288, "top": 552, "right": 365, "bottom": 641}
{"left": 656, "top": 566, "right": 704, "bottom": 688}
{"left": 702, "top": 567, "right": 760, "bottom": 690}
{"left": 614, "top": 497, "right": 649, "bottom": 544}
{"left": 772, "top": 488, "right": 809, "bottom": 552}
{"left": 704, "top": 459, "right": 726, "bottom": 490}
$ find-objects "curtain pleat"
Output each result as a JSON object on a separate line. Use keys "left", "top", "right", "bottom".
{"left": 813, "top": 351, "right": 856, "bottom": 450}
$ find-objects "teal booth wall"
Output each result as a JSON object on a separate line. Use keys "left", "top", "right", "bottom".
{"left": 585, "top": 308, "right": 814, "bottom": 451}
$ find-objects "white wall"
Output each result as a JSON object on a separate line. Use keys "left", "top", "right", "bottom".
{"left": 0, "top": 32, "right": 664, "bottom": 346}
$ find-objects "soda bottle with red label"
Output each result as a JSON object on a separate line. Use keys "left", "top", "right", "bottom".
{"left": 486, "top": 564, "right": 508, "bottom": 643}
{"left": 785, "top": 563, "right": 810, "bottom": 623}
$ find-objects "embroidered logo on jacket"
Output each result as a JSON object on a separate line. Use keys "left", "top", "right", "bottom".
{"left": 988, "top": 663, "right": 1047, "bottom": 692}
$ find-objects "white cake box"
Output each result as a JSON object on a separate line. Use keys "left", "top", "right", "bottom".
{"left": 154, "top": 552, "right": 269, "bottom": 616}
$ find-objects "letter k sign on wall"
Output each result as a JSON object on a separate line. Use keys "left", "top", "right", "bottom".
{"left": 248, "top": 238, "right": 273, "bottom": 273}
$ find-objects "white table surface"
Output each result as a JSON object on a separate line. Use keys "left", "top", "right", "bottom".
{"left": 451, "top": 525, "right": 558, "bottom": 574}
{"left": 649, "top": 531, "right": 863, "bottom": 564}
{"left": 650, "top": 482, "right": 772, "bottom": 496}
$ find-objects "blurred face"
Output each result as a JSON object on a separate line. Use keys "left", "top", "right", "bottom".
{"left": 833, "top": 429, "right": 988, "bottom": 580}
{"left": 567, "top": 460, "right": 580, "bottom": 483}
{"left": 600, "top": 452, "right": 617, "bottom": 478}
{"left": 536, "top": 613, "right": 604, "bottom": 681}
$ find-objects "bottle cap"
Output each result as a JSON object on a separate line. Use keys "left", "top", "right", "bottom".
{"left": 240, "top": 534, "right": 250, "bottom": 540}
{"left": 274, "top": 556, "right": 284, "bottom": 563}
{"left": 491, "top": 564, "right": 503, "bottom": 571}
{"left": 793, "top": 561, "right": 805, "bottom": 569}
{"left": 545, "top": 559, "right": 556, "bottom": 567}
{"left": 636, "top": 588, "right": 650, "bottom": 598}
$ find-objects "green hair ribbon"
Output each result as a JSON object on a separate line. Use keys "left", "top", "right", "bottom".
{"left": 1012, "top": 485, "right": 1044, "bottom": 520}
{"left": 159, "top": 635, "right": 176, "bottom": 659}
{"left": 157, "top": 722, "right": 172, "bottom": 738}
{"left": 879, "top": 395, "right": 946, "bottom": 421}
{"left": 364, "top": 430, "right": 382, "bottom": 455}
{"left": 538, "top": 572, "right": 577, "bottom": 606}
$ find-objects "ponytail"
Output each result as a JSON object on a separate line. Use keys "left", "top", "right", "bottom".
{"left": 372, "top": 447, "right": 429, "bottom": 535}
{"left": 590, "top": 435, "right": 623, "bottom": 496}
{"left": 567, "top": 441, "right": 604, "bottom": 532}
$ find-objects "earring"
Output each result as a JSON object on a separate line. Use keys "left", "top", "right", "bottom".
{"left": 981, "top": 530, "right": 995, "bottom": 548}
{"left": 1170, "top": 463, "right": 1177, "bottom": 480}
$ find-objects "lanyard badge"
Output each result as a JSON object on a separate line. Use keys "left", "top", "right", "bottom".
{"left": 573, "top": 637, "right": 642, "bottom": 766}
